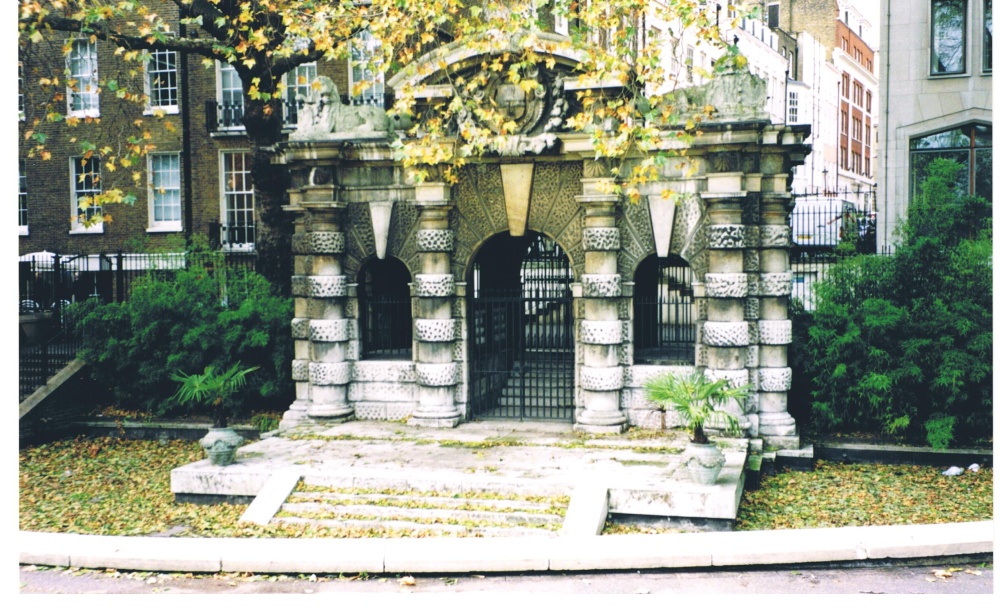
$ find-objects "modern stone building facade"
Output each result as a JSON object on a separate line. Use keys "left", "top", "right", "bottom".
{"left": 273, "top": 49, "right": 809, "bottom": 451}
{"left": 878, "top": 0, "right": 993, "bottom": 243}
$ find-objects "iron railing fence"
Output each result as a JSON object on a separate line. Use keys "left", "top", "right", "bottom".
{"left": 358, "top": 293, "right": 413, "bottom": 360}
{"left": 789, "top": 189, "right": 879, "bottom": 309}
{"left": 18, "top": 250, "right": 257, "bottom": 401}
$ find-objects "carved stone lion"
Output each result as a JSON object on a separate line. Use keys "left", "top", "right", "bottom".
{"left": 291, "top": 76, "right": 393, "bottom": 141}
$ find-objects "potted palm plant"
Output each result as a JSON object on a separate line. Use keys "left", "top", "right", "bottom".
{"left": 171, "top": 363, "right": 258, "bottom": 466}
{"left": 643, "top": 371, "right": 749, "bottom": 484}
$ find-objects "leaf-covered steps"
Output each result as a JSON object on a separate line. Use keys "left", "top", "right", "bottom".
{"left": 272, "top": 481, "right": 570, "bottom": 538}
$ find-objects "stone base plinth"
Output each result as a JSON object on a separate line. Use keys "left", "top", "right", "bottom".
{"left": 408, "top": 416, "right": 461, "bottom": 428}
{"left": 762, "top": 435, "right": 800, "bottom": 451}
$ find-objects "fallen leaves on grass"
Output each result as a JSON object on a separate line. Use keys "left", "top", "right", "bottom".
{"left": 736, "top": 460, "right": 993, "bottom": 531}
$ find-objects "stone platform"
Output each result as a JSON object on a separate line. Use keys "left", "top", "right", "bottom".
{"left": 170, "top": 421, "right": 749, "bottom": 531}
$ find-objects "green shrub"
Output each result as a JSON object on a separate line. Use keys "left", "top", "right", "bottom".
{"left": 801, "top": 158, "right": 991, "bottom": 447}
{"left": 70, "top": 260, "right": 293, "bottom": 420}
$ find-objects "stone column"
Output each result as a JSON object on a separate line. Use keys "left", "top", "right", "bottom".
{"left": 701, "top": 171, "right": 752, "bottom": 431}
{"left": 756, "top": 155, "right": 799, "bottom": 449}
{"left": 408, "top": 182, "right": 462, "bottom": 428}
{"left": 282, "top": 189, "right": 354, "bottom": 428}
{"left": 574, "top": 172, "right": 627, "bottom": 433}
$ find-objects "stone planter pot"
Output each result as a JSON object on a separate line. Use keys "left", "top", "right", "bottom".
{"left": 682, "top": 441, "right": 726, "bottom": 485}
{"left": 199, "top": 427, "right": 245, "bottom": 466}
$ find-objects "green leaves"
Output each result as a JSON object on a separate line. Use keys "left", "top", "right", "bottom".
{"left": 71, "top": 259, "right": 293, "bottom": 421}
{"left": 798, "top": 159, "right": 992, "bottom": 447}
{"left": 643, "top": 372, "right": 748, "bottom": 443}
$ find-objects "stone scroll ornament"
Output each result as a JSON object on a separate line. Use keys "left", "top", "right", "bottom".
{"left": 455, "top": 68, "right": 569, "bottom": 155}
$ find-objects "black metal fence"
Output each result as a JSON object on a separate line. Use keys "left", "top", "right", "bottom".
{"left": 789, "top": 189, "right": 879, "bottom": 309}
{"left": 18, "top": 251, "right": 256, "bottom": 401}
{"left": 633, "top": 255, "right": 696, "bottom": 365}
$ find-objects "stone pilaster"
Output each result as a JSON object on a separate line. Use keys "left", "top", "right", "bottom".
{"left": 408, "top": 182, "right": 462, "bottom": 428}
{"left": 280, "top": 184, "right": 353, "bottom": 429}
{"left": 701, "top": 170, "right": 752, "bottom": 433}
{"left": 756, "top": 164, "right": 799, "bottom": 449}
{"left": 573, "top": 177, "right": 627, "bottom": 433}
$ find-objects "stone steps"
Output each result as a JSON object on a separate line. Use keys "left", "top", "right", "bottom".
{"left": 272, "top": 481, "right": 569, "bottom": 537}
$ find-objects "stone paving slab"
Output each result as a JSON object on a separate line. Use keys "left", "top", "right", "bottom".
{"left": 170, "top": 420, "right": 747, "bottom": 525}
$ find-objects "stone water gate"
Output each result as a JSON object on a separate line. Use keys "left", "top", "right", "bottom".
{"left": 272, "top": 46, "right": 810, "bottom": 451}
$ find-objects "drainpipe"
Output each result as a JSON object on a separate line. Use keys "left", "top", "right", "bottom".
{"left": 179, "top": 19, "right": 194, "bottom": 243}
{"left": 880, "top": 0, "right": 891, "bottom": 250}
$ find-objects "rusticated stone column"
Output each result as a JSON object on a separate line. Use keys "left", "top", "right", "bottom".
{"left": 755, "top": 152, "right": 799, "bottom": 449}
{"left": 700, "top": 169, "right": 752, "bottom": 432}
{"left": 408, "top": 182, "right": 462, "bottom": 428}
{"left": 574, "top": 171, "right": 627, "bottom": 433}
{"left": 280, "top": 187, "right": 353, "bottom": 429}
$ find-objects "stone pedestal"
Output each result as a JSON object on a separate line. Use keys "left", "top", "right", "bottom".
{"left": 408, "top": 183, "right": 462, "bottom": 428}
{"left": 573, "top": 178, "right": 627, "bottom": 434}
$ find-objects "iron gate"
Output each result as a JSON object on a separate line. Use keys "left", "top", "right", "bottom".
{"left": 468, "top": 233, "right": 574, "bottom": 421}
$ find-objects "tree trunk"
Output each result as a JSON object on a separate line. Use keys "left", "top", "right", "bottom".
{"left": 241, "top": 94, "right": 292, "bottom": 296}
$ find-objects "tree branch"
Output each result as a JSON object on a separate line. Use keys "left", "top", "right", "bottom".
{"left": 24, "top": 13, "right": 226, "bottom": 59}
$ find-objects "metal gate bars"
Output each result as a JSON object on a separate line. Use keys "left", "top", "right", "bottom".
{"left": 468, "top": 232, "right": 574, "bottom": 421}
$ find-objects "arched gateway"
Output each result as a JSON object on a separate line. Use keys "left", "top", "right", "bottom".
{"left": 468, "top": 232, "right": 574, "bottom": 421}
{"left": 272, "top": 39, "right": 810, "bottom": 450}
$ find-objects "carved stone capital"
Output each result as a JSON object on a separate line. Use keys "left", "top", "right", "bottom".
{"left": 291, "top": 318, "right": 310, "bottom": 339}
{"left": 414, "top": 318, "right": 458, "bottom": 342}
{"left": 414, "top": 274, "right": 456, "bottom": 297}
{"left": 759, "top": 272, "right": 792, "bottom": 297}
{"left": 581, "top": 227, "right": 621, "bottom": 251}
{"left": 707, "top": 224, "right": 746, "bottom": 249}
{"left": 309, "top": 362, "right": 352, "bottom": 386}
{"left": 758, "top": 319, "right": 793, "bottom": 345}
{"left": 415, "top": 362, "right": 460, "bottom": 387}
{"left": 416, "top": 229, "right": 455, "bottom": 252}
{"left": 704, "top": 273, "right": 749, "bottom": 298}
{"left": 759, "top": 367, "right": 793, "bottom": 392}
{"left": 579, "top": 320, "right": 624, "bottom": 345}
{"left": 306, "top": 275, "right": 348, "bottom": 298}
{"left": 291, "top": 359, "right": 310, "bottom": 381}
{"left": 581, "top": 274, "right": 622, "bottom": 297}
{"left": 309, "top": 319, "right": 352, "bottom": 343}
{"left": 760, "top": 225, "right": 792, "bottom": 248}
{"left": 579, "top": 366, "right": 624, "bottom": 391}
{"left": 702, "top": 321, "right": 750, "bottom": 347}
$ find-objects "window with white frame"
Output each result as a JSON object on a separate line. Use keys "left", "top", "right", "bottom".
{"left": 217, "top": 62, "right": 244, "bottom": 129}
{"left": 220, "top": 151, "right": 254, "bottom": 251}
{"left": 145, "top": 49, "right": 178, "bottom": 113}
{"left": 71, "top": 156, "right": 102, "bottom": 232}
{"left": 67, "top": 39, "right": 99, "bottom": 117}
{"left": 931, "top": 0, "right": 967, "bottom": 75}
{"left": 148, "top": 153, "right": 182, "bottom": 231}
{"left": 553, "top": 0, "right": 569, "bottom": 35}
{"left": 788, "top": 90, "right": 799, "bottom": 123}
{"left": 283, "top": 62, "right": 317, "bottom": 128}
{"left": 350, "top": 29, "right": 385, "bottom": 107}
{"left": 19, "top": 159, "right": 27, "bottom": 233}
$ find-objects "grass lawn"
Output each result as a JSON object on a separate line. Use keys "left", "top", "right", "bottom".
{"left": 19, "top": 437, "right": 993, "bottom": 537}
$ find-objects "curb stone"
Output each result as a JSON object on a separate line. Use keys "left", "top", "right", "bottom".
{"left": 19, "top": 521, "right": 993, "bottom": 574}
